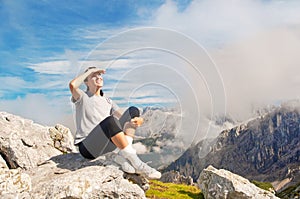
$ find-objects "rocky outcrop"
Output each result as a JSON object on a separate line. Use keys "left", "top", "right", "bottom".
{"left": 165, "top": 101, "right": 300, "bottom": 191}
{"left": 0, "top": 111, "right": 146, "bottom": 198}
{"left": 0, "top": 112, "right": 70, "bottom": 169}
{"left": 198, "top": 165, "right": 279, "bottom": 199}
{"left": 49, "top": 124, "right": 76, "bottom": 153}
{"left": 26, "top": 155, "right": 145, "bottom": 199}
{"left": 160, "top": 170, "right": 194, "bottom": 185}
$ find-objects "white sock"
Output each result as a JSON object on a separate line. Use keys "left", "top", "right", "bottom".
{"left": 121, "top": 144, "right": 136, "bottom": 154}
{"left": 120, "top": 145, "right": 143, "bottom": 168}
{"left": 112, "top": 136, "right": 133, "bottom": 154}
{"left": 125, "top": 135, "right": 133, "bottom": 145}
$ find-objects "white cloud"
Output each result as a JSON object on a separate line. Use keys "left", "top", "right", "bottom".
{"left": 0, "top": 72, "right": 70, "bottom": 101}
{"left": 0, "top": 93, "right": 73, "bottom": 127}
{"left": 149, "top": 0, "right": 300, "bottom": 122}
{"left": 0, "top": 76, "right": 27, "bottom": 91}
{"left": 212, "top": 28, "right": 300, "bottom": 120}
{"left": 26, "top": 49, "right": 82, "bottom": 76}
{"left": 28, "top": 61, "right": 72, "bottom": 75}
{"left": 153, "top": 0, "right": 300, "bottom": 47}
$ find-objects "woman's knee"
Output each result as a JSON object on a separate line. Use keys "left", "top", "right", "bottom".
{"left": 129, "top": 106, "right": 140, "bottom": 118}
{"left": 100, "top": 116, "right": 123, "bottom": 138}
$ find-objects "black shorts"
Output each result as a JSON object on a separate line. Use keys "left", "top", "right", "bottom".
{"left": 78, "top": 106, "right": 140, "bottom": 159}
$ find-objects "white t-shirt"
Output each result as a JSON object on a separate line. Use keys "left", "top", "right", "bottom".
{"left": 71, "top": 90, "right": 119, "bottom": 144}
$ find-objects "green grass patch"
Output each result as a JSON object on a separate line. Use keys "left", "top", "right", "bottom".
{"left": 251, "top": 180, "right": 274, "bottom": 191}
{"left": 146, "top": 180, "right": 204, "bottom": 199}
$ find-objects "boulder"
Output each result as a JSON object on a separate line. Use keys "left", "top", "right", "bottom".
{"left": 28, "top": 152, "right": 149, "bottom": 191}
{"left": 0, "top": 112, "right": 75, "bottom": 169}
{"left": 198, "top": 165, "right": 279, "bottom": 199}
{"left": 26, "top": 153, "right": 146, "bottom": 198}
{"left": 30, "top": 164, "right": 145, "bottom": 198}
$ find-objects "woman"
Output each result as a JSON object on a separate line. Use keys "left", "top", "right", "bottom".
{"left": 69, "top": 66, "right": 161, "bottom": 179}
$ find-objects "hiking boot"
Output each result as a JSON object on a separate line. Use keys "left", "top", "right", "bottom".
{"left": 113, "top": 154, "right": 135, "bottom": 174}
{"left": 119, "top": 150, "right": 161, "bottom": 179}
{"left": 135, "top": 162, "right": 162, "bottom": 179}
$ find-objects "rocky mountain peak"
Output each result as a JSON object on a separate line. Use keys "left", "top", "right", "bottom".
{"left": 165, "top": 101, "right": 300, "bottom": 192}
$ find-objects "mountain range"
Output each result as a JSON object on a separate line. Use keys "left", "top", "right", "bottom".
{"left": 163, "top": 100, "right": 300, "bottom": 192}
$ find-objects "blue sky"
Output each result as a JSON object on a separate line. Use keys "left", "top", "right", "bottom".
{"left": 0, "top": 0, "right": 161, "bottom": 98}
{"left": 0, "top": 0, "right": 192, "bottom": 101}
{"left": 1, "top": 0, "right": 300, "bottom": 136}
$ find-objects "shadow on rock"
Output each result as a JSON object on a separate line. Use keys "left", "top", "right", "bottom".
{"left": 49, "top": 152, "right": 111, "bottom": 171}
{"left": 48, "top": 152, "right": 151, "bottom": 191}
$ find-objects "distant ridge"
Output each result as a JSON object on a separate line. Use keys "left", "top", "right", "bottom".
{"left": 165, "top": 100, "right": 300, "bottom": 192}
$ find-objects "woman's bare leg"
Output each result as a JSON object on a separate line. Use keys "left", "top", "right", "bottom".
{"left": 111, "top": 132, "right": 128, "bottom": 149}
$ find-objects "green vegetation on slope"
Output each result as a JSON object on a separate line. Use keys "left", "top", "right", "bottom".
{"left": 251, "top": 180, "right": 274, "bottom": 192}
{"left": 146, "top": 180, "right": 204, "bottom": 199}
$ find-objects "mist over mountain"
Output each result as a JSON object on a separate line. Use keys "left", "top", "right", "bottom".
{"left": 134, "top": 106, "right": 237, "bottom": 168}
{"left": 164, "top": 100, "right": 300, "bottom": 191}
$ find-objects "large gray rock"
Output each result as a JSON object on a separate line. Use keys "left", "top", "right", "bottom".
{"left": 198, "top": 165, "right": 279, "bottom": 199}
{"left": 0, "top": 112, "right": 75, "bottom": 169}
{"left": 0, "top": 112, "right": 147, "bottom": 198}
{"left": 25, "top": 153, "right": 146, "bottom": 198}
{"left": 30, "top": 164, "right": 145, "bottom": 198}
{"left": 26, "top": 153, "right": 148, "bottom": 198}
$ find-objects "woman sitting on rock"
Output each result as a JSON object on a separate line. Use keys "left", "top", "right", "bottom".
{"left": 69, "top": 66, "right": 161, "bottom": 179}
